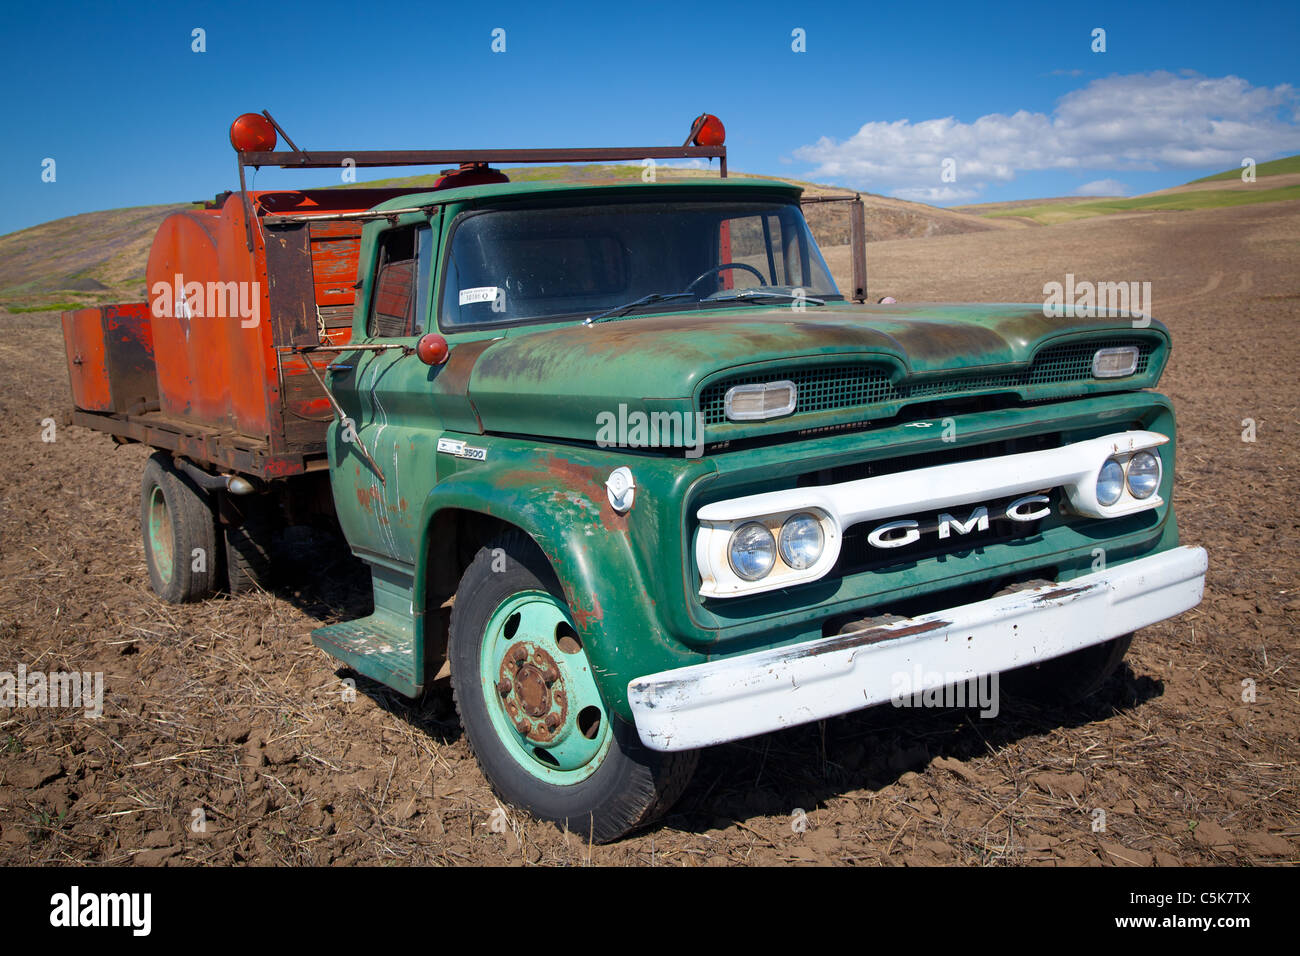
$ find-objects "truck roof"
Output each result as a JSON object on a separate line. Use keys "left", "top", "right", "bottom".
{"left": 366, "top": 176, "right": 805, "bottom": 211}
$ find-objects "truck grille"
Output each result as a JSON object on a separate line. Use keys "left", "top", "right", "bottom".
{"left": 809, "top": 434, "right": 1062, "bottom": 577}
{"left": 699, "top": 338, "right": 1154, "bottom": 425}
{"left": 832, "top": 491, "right": 1052, "bottom": 578}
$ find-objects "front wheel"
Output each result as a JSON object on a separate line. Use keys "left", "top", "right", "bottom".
{"left": 449, "top": 532, "right": 697, "bottom": 842}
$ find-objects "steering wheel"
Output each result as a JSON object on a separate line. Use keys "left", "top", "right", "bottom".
{"left": 685, "top": 262, "right": 767, "bottom": 296}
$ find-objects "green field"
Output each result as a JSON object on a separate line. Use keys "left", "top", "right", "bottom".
{"left": 982, "top": 183, "right": 1300, "bottom": 225}
{"left": 1189, "top": 154, "right": 1300, "bottom": 184}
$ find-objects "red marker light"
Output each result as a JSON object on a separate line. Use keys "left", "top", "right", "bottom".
{"left": 416, "top": 333, "right": 450, "bottom": 366}
{"left": 229, "top": 113, "right": 277, "bottom": 153}
{"left": 691, "top": 113, "right": 726, "bottom": 147}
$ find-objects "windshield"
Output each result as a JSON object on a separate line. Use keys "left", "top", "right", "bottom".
{"left": 438, "top": 199, "right": 841, "bottom": 329}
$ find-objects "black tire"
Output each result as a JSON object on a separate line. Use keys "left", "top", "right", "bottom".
{"left": 140, "top": 452, "right": 220, "bottom": 603}
{"left": 449, "top": 531, "right": 698, "bottom": 843}
{"left": 1001, "top": 634, "right": 1133, "bottom": 705}
{"left": 222, "top": 494, "right": 276, "bottom": 595}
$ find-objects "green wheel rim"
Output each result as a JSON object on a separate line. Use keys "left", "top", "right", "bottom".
{"left": 147, "top": 485, "right": 175, "bottom": 584}
{"left": 480, "top": 590, "right": 611, "bottom": 783}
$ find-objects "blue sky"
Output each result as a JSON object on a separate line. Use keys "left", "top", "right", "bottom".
{"left": 1, "top": 0, "right": 1297, "bottom": 235}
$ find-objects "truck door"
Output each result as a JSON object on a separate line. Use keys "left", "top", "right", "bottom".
{"left": 328, "top": 217, "right": 440, "bottom": 567}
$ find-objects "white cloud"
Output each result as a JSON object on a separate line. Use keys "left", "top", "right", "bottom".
{"left": 892, "top": 185, "right": 982, "bottom": 202}
{"left": 794, "top": 71, "right": 1300, "bottom": 203}
{"left": 1074, "top": 178, "right": 1128, "bottom": 196}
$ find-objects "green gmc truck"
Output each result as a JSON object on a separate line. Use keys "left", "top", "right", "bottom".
{"left": 62, "top": 113, "right": 1207, "bottom": 841}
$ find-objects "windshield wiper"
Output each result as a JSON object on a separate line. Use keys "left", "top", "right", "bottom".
{"left": 584, "top": 292, "right": 695, "bottom": 325}
{"left": 704, "top": 289, "right": 826, "bottom": 306}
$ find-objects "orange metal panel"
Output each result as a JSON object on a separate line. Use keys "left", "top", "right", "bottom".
{"left": 62, "top": 308, "right": 112, "bottom": 411}
{"left": 60, "top": 304, "right": 156, "bottom": 414}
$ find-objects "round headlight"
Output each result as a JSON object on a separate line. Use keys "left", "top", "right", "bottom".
{"left": 728, "top": 522, "right": 775, "bottom": 581}
{"left": 1126, "top": 451, "right": 1160, "bottom": 499}
{"left": 1096, "top": 458, "right": 1124, "bottom": 506}
{"left": 779, "top": 513, "right": 825, "bottom": 570}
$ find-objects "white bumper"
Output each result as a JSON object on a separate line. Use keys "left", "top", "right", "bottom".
{"left": 628, "top": 545, "right": 1207, "bottom": 752}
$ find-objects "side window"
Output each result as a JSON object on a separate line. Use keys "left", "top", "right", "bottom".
{"left": 368, "top": 225, "right": 432, "bottom": 337}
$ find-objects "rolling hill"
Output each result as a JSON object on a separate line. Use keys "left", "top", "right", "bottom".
{"left": 956, "top": 154, "right": 1300, "bottom": 225}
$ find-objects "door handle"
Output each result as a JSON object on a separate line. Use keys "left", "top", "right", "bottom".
{"left": 327, "top": 363, "right": 353, "bottom": 373}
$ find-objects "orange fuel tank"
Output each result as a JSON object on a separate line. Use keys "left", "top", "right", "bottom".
{"left": 144, "top": 188, "right": 427, "bottom": 447}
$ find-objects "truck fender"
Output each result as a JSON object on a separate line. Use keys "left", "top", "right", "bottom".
{"left": 412, "top": 452, "right": 688, "bottom": 719}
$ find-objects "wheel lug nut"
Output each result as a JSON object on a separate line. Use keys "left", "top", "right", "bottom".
{"left": 497, "top": 679, "right": 512, "bottom": 697}
{"left": 514, "top": 718, "right": 531, "bottom": 735}
{"left": 545, "top": 714, "right": 561, "bottom": 731}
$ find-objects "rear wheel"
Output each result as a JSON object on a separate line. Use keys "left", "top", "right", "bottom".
{"left": 1002, "top": 634, "right": 1133, "bottom": 704}
{"left": 140, "top": 452, "right": 220, "bottom": 603}
{"left": 221, "top": 494, "right": 276, "bottom": 595}
{"left": 449, "top": 532, "right": 697, "bottom": 842}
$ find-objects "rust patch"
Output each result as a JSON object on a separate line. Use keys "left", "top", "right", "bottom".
{"left": 497, "top": 642, "right": 567, "bottom": 744}
{"left": 541, "top": 454, "right": 633, "bottom": 535}
{"left": 434, "top": 337, "right": 498, "bottom": 399}
{"left": 602, "top": 505, "right": 629, "bottom": 534}
{"left": 497, "top": 453, "right": 601, "bottom": 498}
{"left": 501, "top": 453, "right": 627, "bottom": 536}
{"left": 788, "top": 617, "right": 950, "bottom": 660}
{"left": 568, "top": 592, "right": 604, "bottom": 631}
{"left": 542, "top": 454, "right": 602, "bottom": 493}
{"left": 263, "top": 457, "right": 304, "bottom": 479}
{"left": 1032, "top": 583, "right": 1097, "bottom": 604}
{"left": 355, "top": 484, "right": 383, "bottom": 513}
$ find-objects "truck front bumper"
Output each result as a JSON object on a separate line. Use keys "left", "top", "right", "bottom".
{"left": 628, "top": 545, "right": 1207, "bottom": 752}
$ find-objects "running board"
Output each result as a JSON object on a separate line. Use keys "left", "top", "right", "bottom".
{"left": 310, "top": 562, "right": 424, "bottom": 698}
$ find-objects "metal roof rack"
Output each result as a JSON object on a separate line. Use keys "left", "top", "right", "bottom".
{"left": 234, "top": 110, "right": 728, "bottom": 248}
{"left": 230, "top": 110, "right": 863, "bottom": 301}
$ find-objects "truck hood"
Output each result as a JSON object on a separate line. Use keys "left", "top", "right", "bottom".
{"left": 462, "top": 303, "right": 1168, "bottom": 445}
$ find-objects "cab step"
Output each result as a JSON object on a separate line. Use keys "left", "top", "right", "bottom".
{"left": 310, "top": 561, "right": 424, "bottom": 698}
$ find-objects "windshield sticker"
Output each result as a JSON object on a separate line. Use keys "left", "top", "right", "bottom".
{"left": 459, "top": 286, "right": 501, "bottom": 306}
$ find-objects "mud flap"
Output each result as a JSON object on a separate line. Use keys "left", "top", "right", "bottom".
{"left": 311, "top": 561, "right": 424, "bottom": 697}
